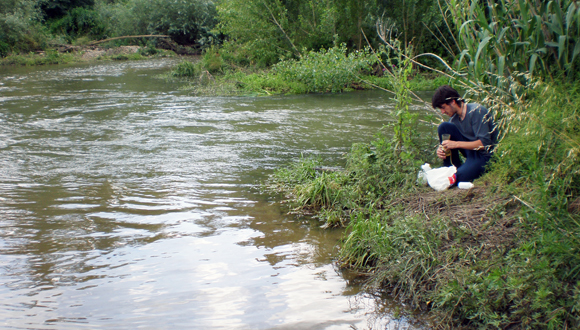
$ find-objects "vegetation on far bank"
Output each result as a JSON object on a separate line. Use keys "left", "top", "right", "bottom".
{"left": 166, "top": 44, "right": 449, "bottom": 96}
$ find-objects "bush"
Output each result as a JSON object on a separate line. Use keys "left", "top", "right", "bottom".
{"left": 0, "top": 0, "right": 46, "bottom": 52}
{"left": 201, "top": 46, "right": 225, "bottom": 73}
{"left": 273, "top": 44, "right": 376, "bottom": 93}
{"left": 96, "top": 0, "right": 220, "bottom": 47}
{"left": 0, "top": 41, "right": 10, "bottom": 57}
{"left": 171, "top": 61, "right": 199, "bottom": 77}
{"left": 50, "top": 7, "right": 107, "bottom": 42}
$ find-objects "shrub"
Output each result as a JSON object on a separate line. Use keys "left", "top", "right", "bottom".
{"left": 49, "top": 7, "right": 107, "bottom": 42}
{"left": 97, "top": 0, "right": 219, "bottom": 47}
{"left": 273, "top": 44, "right": 376, "bottom": 93}
{"left": 0, "top": 0, "right": 46, "bottom": 52}
{"left": 0, "top": 41, "right": 10, "bottom": 57}
{"left": 201, "top": 46, "right": 225, "bottom": 73}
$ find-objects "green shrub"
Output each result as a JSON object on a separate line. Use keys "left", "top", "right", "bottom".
{"left": 273, "top": 44, "right": 376, "bottom": 93}
{"left": 0, "top": 41, "right": 10, "bottom": 57}
{"left": 171, "top": 61, "right": 199, "bottom": 77}
{"left": 0, "top": 0, "right": 46, "bottom": 52}
{"left": 138, "top": 44, "right": 158, "bottom": 56}
{"left": 201, "top": 46, "right": 225, "bottom": 73}
{"left": 50, "top": 7, "right": 107, "bottom": 42}
{"left": 96, "top": 0, "right": 219, "bottom": 46}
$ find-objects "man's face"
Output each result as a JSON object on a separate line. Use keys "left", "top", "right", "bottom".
{"left": 439, "top": 101, "right": 458, "bottom": 117}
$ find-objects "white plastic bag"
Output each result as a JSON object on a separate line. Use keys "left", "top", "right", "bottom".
{"left": 425, "top": 166, "right": 457, "bottom": 191}
{"left": 417, "top": 163, "right": 432, "bottom": 186}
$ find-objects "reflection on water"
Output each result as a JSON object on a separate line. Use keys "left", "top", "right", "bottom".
{"left": 0, "top": 59, "right": 426, "bottom": 329}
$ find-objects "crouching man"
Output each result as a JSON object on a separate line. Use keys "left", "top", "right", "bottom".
{"left": 432, "top": 85, "right": 498, "bottom": 185}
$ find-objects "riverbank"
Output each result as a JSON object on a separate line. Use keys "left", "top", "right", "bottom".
{"left": 0, "top": 44, "right": 178, "bottom": 66}
{"left": 267, "top": 80, "right": 580, "bottom": 328}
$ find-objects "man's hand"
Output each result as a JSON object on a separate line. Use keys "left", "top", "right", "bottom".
{"left": 441, "top": 139, "right": 457, "bottom": 150}
{"left": 437, "top": 145, "right": 447, "bottom": 159}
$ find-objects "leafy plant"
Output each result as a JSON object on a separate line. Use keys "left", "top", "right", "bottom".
{"left": 95, "top": 0, "right": 219, "bottom": 47}
{"left": 171, "top": 61, "right": 198, "bottom": 77}
{"left": 273, "top": 44, "right": 376, "bottom": 93}
{"left": 50, "top": 7, "right": 107, "bottom": 41}
{"left": 446, "top": 0, "right": 580, "bottom": 84}
{"left": 0, "top": 0, "right": 46, "bottom": 52}
{"left": 0, "top": 41, "right": 9, "bottom": 57}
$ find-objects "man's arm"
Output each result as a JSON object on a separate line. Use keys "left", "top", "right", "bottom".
{"left": 442, "top": 139, "right": 484, "bottom": 151}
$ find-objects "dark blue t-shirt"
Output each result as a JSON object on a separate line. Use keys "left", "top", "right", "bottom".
{"left": 449, "top": 103, "right": 497, "bottom": 155}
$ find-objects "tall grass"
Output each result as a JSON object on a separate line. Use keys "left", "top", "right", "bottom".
{"left": 446, "top": 0, "right": 580, "bottom": 84}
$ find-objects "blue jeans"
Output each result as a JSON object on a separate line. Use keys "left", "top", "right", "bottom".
{"left": 438, "top": 122, "right": 491, "bottom": 183}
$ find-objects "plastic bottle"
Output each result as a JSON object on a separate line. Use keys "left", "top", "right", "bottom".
{"left": 458, "top": 182, "right": 474, "bottom": 189}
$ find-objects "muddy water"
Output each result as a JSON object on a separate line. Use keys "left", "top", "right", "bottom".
{"left": 0, "top": 59, "right": 426, "bottom": 329}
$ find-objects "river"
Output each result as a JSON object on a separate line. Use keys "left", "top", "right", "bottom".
{"left": 0, "top": 58, "right": 427, "bottom": 329}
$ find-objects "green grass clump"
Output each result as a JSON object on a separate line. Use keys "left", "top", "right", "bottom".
{"left": 171, "top": 60, "right": 198, "bottom": 77}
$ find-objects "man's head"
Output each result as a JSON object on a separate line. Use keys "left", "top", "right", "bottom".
{"left": 432, "top": 85, "right": 464, "bottom": 117}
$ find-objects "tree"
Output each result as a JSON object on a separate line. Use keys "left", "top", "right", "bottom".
{"left": 96, "top": 0, "right": 219, "bottom": 46}
{"left": 0, "top": 0, "right": 45, "bottom": 52}
{"left": 376, "top": 0, "right": 444, "bottom": 56}
{"left": 40, "top": 0, "right": 95, "bottom": 19}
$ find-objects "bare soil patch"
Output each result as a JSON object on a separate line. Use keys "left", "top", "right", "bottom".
{"left": 398, "top": 186, "right": 521, "bottom": 253}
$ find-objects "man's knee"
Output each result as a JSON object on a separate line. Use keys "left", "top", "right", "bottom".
{"left": 438, "top": 122, "right": 455, "bottom": 135}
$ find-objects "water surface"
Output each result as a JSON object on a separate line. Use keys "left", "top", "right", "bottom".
{"left": 0, "top": 59, "right": 426, "bottom": 329}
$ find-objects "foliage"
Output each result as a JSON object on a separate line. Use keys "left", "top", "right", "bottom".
{"left": 273, "top": 44, "right": 376, "bottom": 93}
{"left": 229, "top": 71, "right": 309, "bottom": 95}
{"left": 49, "top": 7, "right": 107, "bottom": 42}
{"left": 0, "top": 0, "right": 47, "bottom": 52}
{"left": 446, "top": 0, "right": 580, "bottom": 86}
{"left": 216, "top": 0, "right": 446, "bottom": 66}
{"left": 171, "top": 60, "right": 198, "bottom": 77}
{"left": 138, "top": 43, "right": 158, "bottom": 56}
{"left": 0, "top": 40, "right": 9, "bottom": 57}
{"left": 40, "top": 0, "right": 95, "bottom": 20}
{"left": 0, "top": 49, "right": 76, "bottom": 65}
{"left": 200, "top": 45, "right": 225, "bottom": 73}
{"left": 95, "top": 0, "right": 219, "bottom": 46}
{"left": 216, "top": 0, "right": 338, "bottom": 66}
{"left": 375, "top": 0, "right": 447, "bottom": 57}
{"left": 171, "top": 44, "right": 389, "bottom": 95}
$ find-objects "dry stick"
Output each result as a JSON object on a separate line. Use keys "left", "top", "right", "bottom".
{"left": 261, "top": 0, "right": 301, "bottom": 57}
{"left": 88, "top": 35, "right": 171, "bottom": 45}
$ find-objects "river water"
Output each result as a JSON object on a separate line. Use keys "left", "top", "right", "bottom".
{"left": 0, "top": 58, "right": 426, "bottom": 329}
